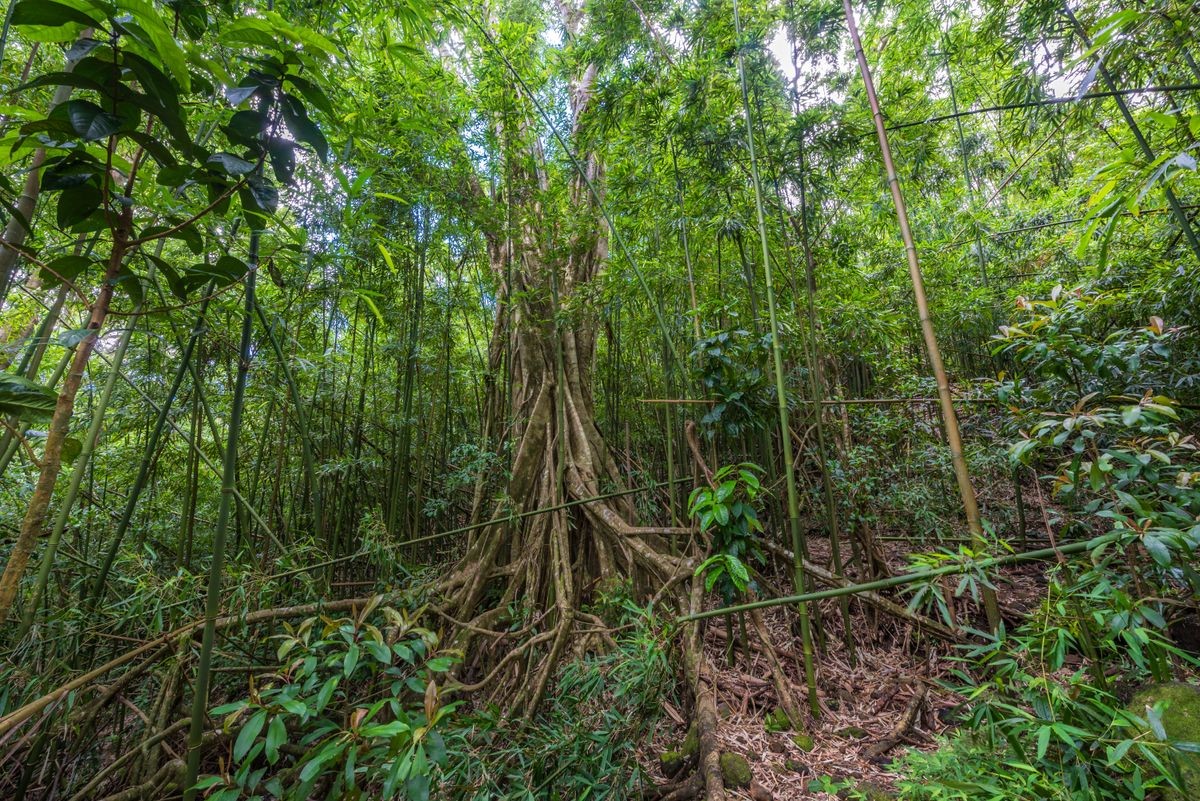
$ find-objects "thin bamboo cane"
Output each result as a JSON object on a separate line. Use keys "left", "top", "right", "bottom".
{"left": 885, "top": 82, "right": 1200, "bottom": 131}
{"left": 254, "top": 301, "right": 323, "bottom": 544}
{"left": 682, "top": 532, "right": 1119, "bottom": 622}
{"left": 1062, "top": 6, "right": 1200, "bottom": 261}
{"left": 88, "top": 288, "right": 215, "bottom": 607}
{"left": 16, "top": 294, "right": 146, "bottom": 640}
{"left": 794, "top": 133, "right": 856, "bottom": 664}
{"left": 733, "top": 0, "right": 819, "bottom": 715}
{"left": 183, "top": 230, "right": 257, "bottom": 798}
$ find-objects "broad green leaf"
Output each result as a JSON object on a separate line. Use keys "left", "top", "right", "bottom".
{"left": 11, "top": 0, "right": 100, "bottom": 40}
{"left": 265, "top": 716, "right": 286, "bottom": 764}
{"left": 0, "top": 374, "right": 57, "bottom": 418}
{"left": 65, "top": 100, "right": 123, "bottom": 141}
{"left": 114, "top": 0, "right": 190, "bottom": 91}
{"left": 234, "top": 709, "right": 267, "bottom": 761}
{"left": 207, "top": 152, "right": 256, "bottom": 176}
{"left": 56, "top": 184, "right": 103, "bottom": 230}
{"left": 280, "top": 94, "right": 329, "bottom": 162}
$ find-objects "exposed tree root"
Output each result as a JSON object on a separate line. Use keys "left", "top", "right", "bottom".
{"left": 685, "top": 579, "right": 727, "bottom": 801}
{"left": 747, "top": 604, "right": 805, "bottom": 726}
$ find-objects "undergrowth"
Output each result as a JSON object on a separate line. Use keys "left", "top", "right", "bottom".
{"left": 438, "top": 590, "right": 676, "bottom": 799}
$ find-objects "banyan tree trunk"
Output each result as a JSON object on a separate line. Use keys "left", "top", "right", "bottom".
{"left": 439, "top": 230, "right": 692, "bottom": 712}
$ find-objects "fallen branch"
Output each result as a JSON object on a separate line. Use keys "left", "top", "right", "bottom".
{"left": 0, "top": 595, "right": 380, "bottom": 738}
{"left": 863, "top": 684, "right": 927, "bottom": 760}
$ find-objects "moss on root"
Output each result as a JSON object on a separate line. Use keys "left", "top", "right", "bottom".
{"left": 1129, "top": 682, "right": 1200, "bottom": 800}
{"left": 719, "top": 752, "right": 752, "bottom": 788}
{"left": 764, "top": 707, "right": 793, "bottom": 732}
{"left": 681, "top": 723, "right": 699, "bottom": 758}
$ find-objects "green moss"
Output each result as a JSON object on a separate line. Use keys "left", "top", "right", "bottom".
{"left": 852, "top": 781, "right": 895, "bottom": 800}
{"left": 792, "top": 733, "right": 815, "bottom": 751}
{"left": 1130, "top": 682, "right": 1200, "bottom": 800}
{"left": 836, "top": 725, "right": 868, "bottom": 740}
{"left": 719, "top": 752, "right": 752, "bottom": 788}
{"left": 764, "top": 707, "right": 793, "bottom": 732}
{"left": 659, "top": 750, "right": 683, "bottom": 776}
{"left": 681, "top": 723, "right": 699, "bottom": 758}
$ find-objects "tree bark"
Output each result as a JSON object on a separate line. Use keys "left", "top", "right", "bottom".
{"left": 0, "top": 205, "right": 131, "bottom": 625}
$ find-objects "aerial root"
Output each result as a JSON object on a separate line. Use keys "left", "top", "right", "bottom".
{"left": 685, "top": 580, "right": 727, "bottom": 801}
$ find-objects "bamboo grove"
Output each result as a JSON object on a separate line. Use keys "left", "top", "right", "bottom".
{"left": 0, "top": 0, "right": 1198, "bottom": 799}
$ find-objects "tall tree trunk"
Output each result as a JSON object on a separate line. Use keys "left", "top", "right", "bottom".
{"left": 0, "top": 205, "right": 132, "bottom": 625}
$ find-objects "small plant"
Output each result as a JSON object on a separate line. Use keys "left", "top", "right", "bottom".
{"left": 195, "top": 598, "right": 459, "bottom": 800}
{"left": 689, "top": 463, "right": 765, "bottom": 604}
{"left": 690, "top": 329, "right": 772, "bottom": 438}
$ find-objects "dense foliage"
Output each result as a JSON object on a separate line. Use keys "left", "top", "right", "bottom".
{"left": 0, "top": 0, "right": 1197, "bottom": 798}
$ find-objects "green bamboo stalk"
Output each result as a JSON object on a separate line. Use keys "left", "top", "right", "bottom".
{"left": 0, "top": 195, "right": 131, "bottom": 625}
{"left": 682, "top": 533, "right": 1119, "bottom": 622}
{"left": 732, "top": 0, "right": 818, "bottom": 716}
{"left": 254, "top": 301, "right": 323, "bottom": 544}
{"left": 90, "top": 345, "right": 281, "bottom": 549}
{"left": 1062, "top": 6, "right": 1200, "bottom": 261}
{"left": 88, "top": 289, "right": 215, "bottom": 607}
{"left": 794, "top": 133, "right": 856, "bottom": 664}
{"left": 184, "top": 233, "right": 258, "bottom": 798}
{"left": 180, "top": 386, "right": 202, "bottom": 569}
{"left": 16, "top": 302, "right": 146, "bottom": 639}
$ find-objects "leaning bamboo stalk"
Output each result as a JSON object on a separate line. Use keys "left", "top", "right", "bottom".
{"left": 16, "top": 294, "right": 146, "bottom": 639}
{"left": 842, "top": 0, "right": 1000, "bottom": 630}
{"left": 88, "top": 289, "right": 215, "bottom": 607}
{"left": 1062, "top": 6, "right": 1200, "bottom": 260}
{"left": 794, "top": 129, "right": 857, "bottom": 662}
{"left": 91, "top": 345, "right": 281, "bottom": 548}
{"left": 762, "top": 540, "right": 960, "bottom": 641}
{"left": 0, "top": 592, "right": 380, "bottom": 739}
{"left": 254, "top": 301, "right": 323, "bottom": 543}
{"left": 0, "top": 203, "right": 131, "bottom": 625}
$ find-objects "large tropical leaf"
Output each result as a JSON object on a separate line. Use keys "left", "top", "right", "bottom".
{"left": 0, "top": 374, "right": 58, "bottom": 419}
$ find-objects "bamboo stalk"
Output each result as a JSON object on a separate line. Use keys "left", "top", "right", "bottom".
{"left": 794, "top": 125, "right": 856, "bottom": 663}
{"left": 733, "top": 0, "right": 819, "bottom": 715}
{"left": 843, "top": 0, "right": 1001, "bottom": 631}
{"left": 254, "top": 301, "right": 323, "bottom": 544}
{"left": 682, "top": 532, "right": 1119, "bottom": 622}
{"left": 183, "top": 231, "right": 258, "bottom": 798}
{"left": 88, "top": 288, "right": 215, "bottom": 607}
{"left": 886, "top": 82, "right": 1200, "bottom": 131}
{"left": 16, "top": 293, "right": 146, "bottom": 639}
{"left": 1062, "top": 6, "right": 1200, "bottom": 261}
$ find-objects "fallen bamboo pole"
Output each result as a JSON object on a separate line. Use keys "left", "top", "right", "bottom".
{"left": 0, "top": 596, "right": 378, "bottom": 738}
{"left": 681, "top": 532, "right": 1118, "bottom": 623}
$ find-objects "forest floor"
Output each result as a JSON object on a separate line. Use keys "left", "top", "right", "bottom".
{"left": 643, "top": 534, "right": 1054, "bottom": 800}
